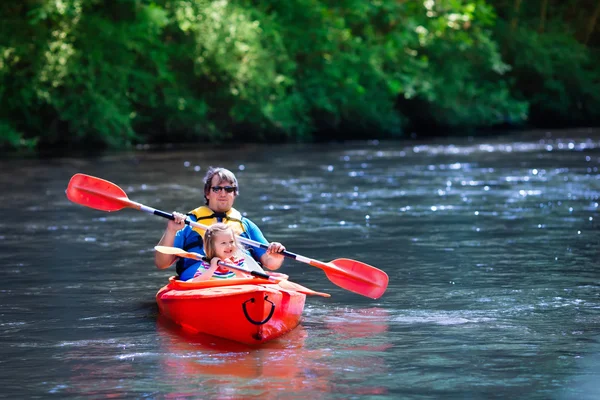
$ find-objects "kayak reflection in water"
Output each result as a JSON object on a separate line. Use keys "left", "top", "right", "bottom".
{"left": 153, "top": 166, "right": 286, "bottom": 280}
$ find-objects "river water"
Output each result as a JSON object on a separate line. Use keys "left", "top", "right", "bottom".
{"left": 1, "top": 129, "right": 599, "bottom": 399}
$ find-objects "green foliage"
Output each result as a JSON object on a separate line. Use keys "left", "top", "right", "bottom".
{"left": 0, "top": 120, "right": 38, "bottom": 150}
{"left": 170, "top": 0, "right": 302, "bottom": 139}
{"left": 0, "top": 0, "right": 598, "bottom": 151}
{"left": 392, "top": 0, "right": 528, "bottom": 129}
{"left": 491, "top": 6, "right": 600, "bottom": 126}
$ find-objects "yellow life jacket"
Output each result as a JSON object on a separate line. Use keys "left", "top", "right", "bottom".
{"left": 187, "top": 206, "right": 246, "bottom": 238}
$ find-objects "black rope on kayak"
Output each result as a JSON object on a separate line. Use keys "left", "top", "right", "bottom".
{"left": 242, "top": 296, "right": 275, "bottom": 326}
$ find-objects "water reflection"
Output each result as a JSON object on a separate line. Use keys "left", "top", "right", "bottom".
{"left": 321, "top": 307, "right": 391, "bottom": 397}
{"left": 155, "top": 306, "right": 392, "bottom": 399}
{"left": 156, "top": 316, "right": 333, "bottom": 398}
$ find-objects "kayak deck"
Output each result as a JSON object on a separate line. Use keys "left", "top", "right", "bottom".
{"left": 156, "top": 277, "right": 306, "bottom": 345}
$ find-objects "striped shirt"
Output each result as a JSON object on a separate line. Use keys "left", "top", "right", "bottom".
{"left": 193, "top": 257, "right": 245, "bottom": 279}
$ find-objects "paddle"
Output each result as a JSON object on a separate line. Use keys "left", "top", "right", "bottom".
{"left": 66, "top": 173, "right": 388, "bottom": 299}
{"left": 154, "top": 246, "right": 330, "bottom": 297}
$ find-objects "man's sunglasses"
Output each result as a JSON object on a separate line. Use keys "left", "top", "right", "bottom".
{"left": 211, "top": 186, "right": 237, "bottom": 193}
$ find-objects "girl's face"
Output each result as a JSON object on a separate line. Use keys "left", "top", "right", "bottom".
{"left": 212, "top": 231, "right": 237, "bottom": 259}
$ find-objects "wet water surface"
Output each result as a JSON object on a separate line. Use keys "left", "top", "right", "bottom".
{"left": 1, "top": 129, "right": 599, "bottom": 399}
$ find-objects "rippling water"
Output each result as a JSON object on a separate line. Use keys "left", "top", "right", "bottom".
{"left": 1, "top": 129, "right": 599, "bottom": 399}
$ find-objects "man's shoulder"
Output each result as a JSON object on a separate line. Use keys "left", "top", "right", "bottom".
{"left": 241, "top": 215, "right": 259, "bottom": 229}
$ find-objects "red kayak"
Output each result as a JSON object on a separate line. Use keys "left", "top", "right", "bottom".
{"left": 156, "top": 276, "right": 306, "bottom": 345}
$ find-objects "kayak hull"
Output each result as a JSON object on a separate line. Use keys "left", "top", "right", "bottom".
{"left": 156, "top": 277, "right": 306, "bottom": 345}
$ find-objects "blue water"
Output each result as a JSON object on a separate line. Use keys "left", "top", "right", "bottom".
{"left": 0, "top": 129, "right": 599, "bottom": 399}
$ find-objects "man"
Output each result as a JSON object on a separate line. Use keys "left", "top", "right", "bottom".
{"left": 154, "top": 167, "right": 286, "bottom": 280}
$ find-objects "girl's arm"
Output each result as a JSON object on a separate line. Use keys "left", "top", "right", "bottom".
{"left": 190, "top": 258, "right": 220, "bottom": 281}
{"left": 154, "top": 212, "right": 187, "bottom": 269}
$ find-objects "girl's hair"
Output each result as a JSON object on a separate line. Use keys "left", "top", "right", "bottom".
{"left": 203, "top": 167, "right": 239, "bottom": 205}
{"left": 203, "top": 223, "right": 240, "bottom": 259}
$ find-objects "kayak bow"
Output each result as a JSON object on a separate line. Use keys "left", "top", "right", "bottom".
{"left": 156, "top": 277, "right": 306, "bottom": 344}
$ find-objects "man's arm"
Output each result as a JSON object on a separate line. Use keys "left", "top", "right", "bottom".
{"left": 259, "top": 244, "right": 286, "bottom": 271}
{"left": 244, "top": 218, "right": 286, "bottom": 271}
{"left": 154, "top": 212, "right": 187, "bottom": 269}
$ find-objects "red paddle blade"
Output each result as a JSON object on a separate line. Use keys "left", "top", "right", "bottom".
{"left": 324, "top": 259, "right": 389, "bottom": 299}
{"left": 66, "top": 173, "right": 134, "bottom": 212}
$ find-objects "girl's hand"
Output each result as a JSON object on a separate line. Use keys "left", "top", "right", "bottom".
{"left": 191, "top": 258, "right": 220, "bottom": 282}
{"left": 215, "top": 257, "right": 230, "bottom": 273}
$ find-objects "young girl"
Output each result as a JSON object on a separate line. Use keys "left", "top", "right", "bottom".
{"left": 191, "top": 223, "right": 263, "bottom": 281}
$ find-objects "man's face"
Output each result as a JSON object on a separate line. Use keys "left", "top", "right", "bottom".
{"left": 206, "top": 175, "right": 237, "bottom": 213}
